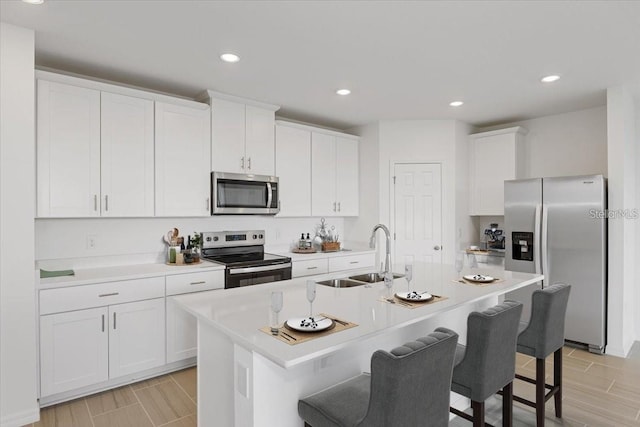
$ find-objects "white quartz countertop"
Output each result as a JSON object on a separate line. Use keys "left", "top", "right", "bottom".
{"left": 271, "top": 243, "right": 375, "bottom": 261}
{"left": 37, "top": 260, "right": 225, "bottom": 290}
{"left": 173, "top": 264, "right": 542, "bottom": 369}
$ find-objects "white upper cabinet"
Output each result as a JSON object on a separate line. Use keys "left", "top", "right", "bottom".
{"left": 207, "top": 91, "right": 279, "bottom": 176}
{"left": 155, "top": 102, "right": 211, "bottom": 217}
{"left": 275, "top": 123, "right": 312, "bottom": 216}
{"left": 37, "top": 80, "right": 101, "bottom": 217}
{"left": 101, "top": 92, "right": 154, "bottom": 217}
{"left": 469, "top": 126, "right": 528, "bottom": 215}
{"left": 311, "top": 132, "right": 338, "bottom": 216}
{"left": 311, "top": 131, "right": 359, "bottom": 217}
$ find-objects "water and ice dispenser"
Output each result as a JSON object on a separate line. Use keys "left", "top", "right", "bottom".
{"left": 511, "top": 231, "right": 534, "bottom": 261}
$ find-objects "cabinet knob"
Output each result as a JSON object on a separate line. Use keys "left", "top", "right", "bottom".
{"left": 433, "top": 245, "right": 441, "bottom": 251}
{"left": 248, "top": 157, "right": 252, "bottom": 170}
{"left": 105, "top": 195, "right": 109, "bottom": 212}
{"left": 241, "top": 157, "right": 245, "bottom": 170}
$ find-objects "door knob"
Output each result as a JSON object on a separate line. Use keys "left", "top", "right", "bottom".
{"left": 433, "top": 245, "right": 441, "bottom": 251}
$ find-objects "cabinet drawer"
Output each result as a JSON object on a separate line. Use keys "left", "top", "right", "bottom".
{"left": 166, "top": 270, "right": 224, "bottom": 296}
{"left": 328, "top": 253, "right": 375, "bottom": 272}
{"left": 40, "top": 277, "right": 165, "bottom": 315}
{"left": 292, "top": 259, "right": 328, "bottom": 278}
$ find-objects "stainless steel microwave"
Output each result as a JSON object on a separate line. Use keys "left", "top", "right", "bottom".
{"left": 211, "top": 172, "right": 279, "bottom": 215}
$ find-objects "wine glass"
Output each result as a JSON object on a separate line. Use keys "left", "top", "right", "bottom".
{"left": 306, "top": 280, "right": 316, "bottom": 319}
{"left": 404, "top": 263, "right": 413, "bottom": 292}
{"left": 455, "top": 251, "right": 465, "bottom": 277}
{"left": 270, "top": 291, "right": 283, "bottom": 335}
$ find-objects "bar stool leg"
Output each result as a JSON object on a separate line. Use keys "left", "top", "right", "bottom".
{"left": 502, "top": 382, "right": 513, "bottom": 427}
{"left": 536, "top": 358, "right": 545, "bottom": 427}
{"left": 554, "top": 348, "right": 562, "bottom": 418}
{"left": 472, "top": 400, "right": 485, "bottom": 427}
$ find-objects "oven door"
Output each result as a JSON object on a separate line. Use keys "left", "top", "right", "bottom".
{"left": 225, "top": 263, "right": 292, "bottom": 289}
{"left": 212, "top": 171, "right": 279, "bottom": 215}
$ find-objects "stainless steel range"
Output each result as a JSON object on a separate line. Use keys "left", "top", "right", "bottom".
{"left": 201, "top": 230, "right": 291, "bottom": 289}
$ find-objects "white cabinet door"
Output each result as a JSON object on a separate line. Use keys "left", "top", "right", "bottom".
{"left": 311, "top": 132, "right": 337, "bottom": 216}
{"left": 335, "top": 137, "right": 359, "bottom": 216}
{"left": 101, "top": 92, "right": 154, "bottom": 217}
{"left": 109, "top": 298, "right": 165, "bottom": 378}
{"left": 275, "top": 125, "right": 311, "bottom": 216}
{"left": 155, "top": 102, "right": 211, "bottom": 216}
{"left": 37, "top": 80, "right": 101, "bottom": 217}
{"left": 211, "top": 97, "right": 246, "bottom": 173}
{"left": 40, "top": 307, "right": 109, "bottom": 396}
{"left": 245, "top": 105, "right": 275, "bottom": 176}
{"left": 166, "top": 297, "right": 197, "bottom": 363}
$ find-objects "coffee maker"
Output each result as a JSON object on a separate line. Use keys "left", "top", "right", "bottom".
{"left": 484, "top": 223, "right": 505, "bottom": 250}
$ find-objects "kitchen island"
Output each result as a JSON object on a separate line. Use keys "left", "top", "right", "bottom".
{"left": 173, "top": 263, "right": 543, "bottom": 427}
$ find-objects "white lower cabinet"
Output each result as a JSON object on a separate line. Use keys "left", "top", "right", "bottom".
{"left": 109, "top": 298, "right": 165, "bottom": 378}
{"left": 40, "top": 298, "right": 165, "bottom": 397}
{"left": 166, "top": 298, "right": 198, "bottom": 363}
{"left": 40, "top": 307, "right": 109, "bottom": 396}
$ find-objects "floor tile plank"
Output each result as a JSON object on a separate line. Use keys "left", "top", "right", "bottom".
{"left": 170, "top": 368, "right": 197, "bottom": 402}
{"left": 92, "top": 404, "right": 153, "bottom": 427}
{"left": 85, "top": 385, "right": 137, "bottom": 417}
{"left": 134, "top": 381, "right": 196, "bottom": 425}
{"left": 33, "top": 399, "right": 93, "bottom": 427}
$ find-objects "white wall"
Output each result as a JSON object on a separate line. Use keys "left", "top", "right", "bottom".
{"left": 606, "top": 86, "right": 637, "bottom": 357}
{"left": 0, "top": 23, "right": 39, "bottom": 427}
{"left": 478, "top": 106, "right": 608, "bottom": 179}
{"left": 35, "top": 217, "right": 345, "bottom": 267}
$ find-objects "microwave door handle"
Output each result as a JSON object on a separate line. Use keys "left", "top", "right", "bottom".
{"left": 266, "top": 182, "right": 273, "bottom": 208}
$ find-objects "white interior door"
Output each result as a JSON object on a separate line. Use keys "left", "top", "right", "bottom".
{"left": 393, "top": 163, "right": 443, "bottom": 276}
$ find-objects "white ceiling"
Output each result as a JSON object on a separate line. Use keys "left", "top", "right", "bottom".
{"left": 2, "top": 0, "right": 640, "bottom": 130}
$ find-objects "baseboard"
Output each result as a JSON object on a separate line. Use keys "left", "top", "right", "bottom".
{"left": 1, "top": 406, "right": 40, "bottom": 427}
{"left": 606, "top": 341, "right": 633, "bottom": 358}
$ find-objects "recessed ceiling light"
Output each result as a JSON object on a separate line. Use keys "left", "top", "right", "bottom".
{"left": 336, "top": 89, "right": 351, "bottom": 96}
{"left": 22, "top": 0, "right": 44, "bottom": 4}
{"left": 541, "top": 75, "right": 560, "bottom": 83}
{"left": 449, "top": 101, "right": 464, "bottom": 107}
{"left": 220, "top": 53, "right": 240, "bottom": 63}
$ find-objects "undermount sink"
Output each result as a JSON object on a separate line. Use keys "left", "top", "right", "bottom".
{"left": 316, "top": 278, "right": 367, "bottom": 288}
{"left": 348, "top": 272, "right": 404, "bottom": 283}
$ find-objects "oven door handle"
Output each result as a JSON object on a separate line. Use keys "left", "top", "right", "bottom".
{"left": 228, "top": 262, "right": 291, "bottom": 275}
{"left": 266, "top": 182, "right": 273, "bottom": 208}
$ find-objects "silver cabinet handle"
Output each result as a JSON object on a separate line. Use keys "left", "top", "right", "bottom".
{"left": 98, "top": 292, "right": 119, "bottom": 298}
{"left": 333, "top": 202, "right": 337, "bottom": 212}
{"left": 338, "top": 202, "right": 341, "bottom": 212}
{"left": 433, "top": 245, "right": 441, "bottom": 251}
{"left": 113, "top": 312, "right": 116, "bottom": 330}
{"left": 206, "top": 197, "right": 210, "bottom": 211}
{"left": 241, "top": 157, "right": 245, "bottom": 170}
{"left": 101, "top": 314, "right": 105, "bottom": 332}
{"left": 190, "top": 281, "right": 206, "bottom": 285}
{"left": 349, "top": 261, "right": 359, "bottom": 264}
{"left": 105, "top": 195, "right": 109, "bottom": 212}
{"left": 248, "top": 157, "right": 251, "bottom": 170}
{"left": 94, "top": 195, "right": 98, "bottom": 211}
{"left": 307, "top": 266, "right": 318, "bottom": 270}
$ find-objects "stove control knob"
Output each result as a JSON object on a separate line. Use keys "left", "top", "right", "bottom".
{"left": 213, "top": 236, "right": 219, "bottom": 242}
{"left": 259, "top": 234, "right": 264, "bottom": 239}
{"left": 206, "top": 236, "right": 212, "bottom": 242}
{"left": 253, "top": 234, "right": 258, "bottom": 240}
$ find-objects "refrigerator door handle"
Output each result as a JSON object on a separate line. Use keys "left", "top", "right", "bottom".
{"left": 541, "top": 204, "right": 549, "bottom": 287}
{"left": 534, "top": 203, "right": 542, "bottom": 276}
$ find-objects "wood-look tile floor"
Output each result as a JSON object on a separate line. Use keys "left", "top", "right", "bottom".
{"left": 24, "top": 367, "right": 197, "bottom": 427}
{"left": 23, "top": 345, "right": 640, "bottom": 426}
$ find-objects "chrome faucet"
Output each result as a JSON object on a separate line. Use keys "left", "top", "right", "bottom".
{"left": 369, "top": 224, "right": 392, "bottom": 276}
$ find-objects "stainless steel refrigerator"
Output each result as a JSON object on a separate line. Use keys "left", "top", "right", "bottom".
{"left": 505, "top": 175, "right": 607, "bottom": 354}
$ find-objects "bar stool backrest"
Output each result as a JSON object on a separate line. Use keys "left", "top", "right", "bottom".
{"left": 518, "top": 283, "right": 571, "bottom": 359}
{"left": 454, "top": 300, "right": 523, "bottom": 402}
{"left": 359, "top": 327, "right": 458, "bottom": 427}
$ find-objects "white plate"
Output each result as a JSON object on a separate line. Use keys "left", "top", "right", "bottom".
{"left": 395, "top": 291, "right": 433, "bottom": 302}
{"left": 463, "top": 274, "right": 495, "bottom": 283}
{"left": 285, "top": 317, "right": 333, "bottom": 332}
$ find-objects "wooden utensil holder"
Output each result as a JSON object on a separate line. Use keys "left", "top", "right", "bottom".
{"left": 322, "top": 242, "right": 340, "bottom": 252}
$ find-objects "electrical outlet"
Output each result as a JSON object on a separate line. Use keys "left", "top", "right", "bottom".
{"left": 87, "top": 234, "right": 97, "bottom": 249}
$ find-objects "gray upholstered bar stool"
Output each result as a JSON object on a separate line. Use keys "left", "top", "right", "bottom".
{"left": 298, "top": 327, "right": 458, "bottom": 427}
{"left": 450, "top": 300, "right": 523, "bottom": 427}
{"left": 513, "top": 283, "right": 571, "bottom": 427}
